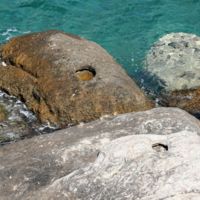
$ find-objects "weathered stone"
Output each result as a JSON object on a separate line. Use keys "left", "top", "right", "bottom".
{"left": 0, "top": 107, "right": 200, "bottom": 199}
{"left": 0, "top": 90, "right": 49, "bottom": 145}
{"left": 145, "top": 33, "right": 200, "bottom": 115}
{"left": 0, "top": 104, "right": 7, "bottom": 121}
{"left": 0, "top": 121, "right": 36, "bottom": 145}
{"left": 0, "top": 30, "right": 153, "bottom": 127}
{"left": 37, "top": 131, "right": 200, "bottom": 200}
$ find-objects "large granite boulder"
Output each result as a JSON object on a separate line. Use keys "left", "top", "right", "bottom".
{"left": 0, "top": 30, "right": 153, "bottom": 127}
{"left": 37, "top": 131, "right": 200, "bottom": 200}
{"left": 145, "top": 33, "right": 200, "bottom": 116}
{"left": 0, "top": 107, "right": 200, "bottom": 199}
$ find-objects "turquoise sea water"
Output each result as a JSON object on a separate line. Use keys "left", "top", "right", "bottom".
{"left": 1, "top": 0, "right": 200, "bottom": 83}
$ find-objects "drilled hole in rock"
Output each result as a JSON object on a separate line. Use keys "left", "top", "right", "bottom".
{"left": 152, "top": 143, "right": 168, "bottom": 152}
{"left": 75, "top": 66, "right": 96, "bottom": 81}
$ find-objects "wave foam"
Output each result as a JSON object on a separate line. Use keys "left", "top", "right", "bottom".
{"left": 0, "top": 27, "right": 30, "bottom": 41}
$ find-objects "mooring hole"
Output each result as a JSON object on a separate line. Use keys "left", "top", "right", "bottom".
{"left": 152, "top": 143, "right": 168, "bottom": 152}
{"left": 75, "top": 66, "right": 96, "bottom": 81}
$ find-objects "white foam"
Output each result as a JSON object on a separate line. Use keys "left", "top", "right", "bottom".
{"left": 1, "top": 28, "right": 30, "bottom": 41}
{"left": 1, "top": 61, "right": 7, "bottom": 67}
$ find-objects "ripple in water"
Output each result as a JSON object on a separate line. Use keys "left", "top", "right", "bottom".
{"left": 0, "top": 28, "right": 30, "bottom": 43}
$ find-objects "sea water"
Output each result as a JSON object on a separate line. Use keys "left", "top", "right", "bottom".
{"left": 1, "top": 0, "right": 200, "bottom": 81}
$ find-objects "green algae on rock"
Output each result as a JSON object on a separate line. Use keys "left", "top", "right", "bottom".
{"left": 0, "top": 30, "right": 153, "bottom": 127}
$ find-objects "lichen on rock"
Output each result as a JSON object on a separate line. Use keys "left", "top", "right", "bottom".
{"left": 0, "top": 30, "right": 153, "bottom": 127}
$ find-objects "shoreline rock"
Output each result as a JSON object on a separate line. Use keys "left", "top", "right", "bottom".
{"left": 0, "top": 30, "right": 153, "bottom": 127}
{"left": 0, "top": 107, "right": 200, "bottom": 199}
{"left": 0, "top": 90, "right": 59, "bottom": 145}
{"left": 145, "top": 32, "right": 200, "bottom": 115}
{"left": 2, "top": 31, "right": 200, "bottom": 199}
{"left": 38, "top": 131, "right": 200, "bottom": 200}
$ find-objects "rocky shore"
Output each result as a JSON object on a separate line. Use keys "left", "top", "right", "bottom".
{"left": 0, "top": 30, "right": 153, "bottom": 144}
{"left": 145, "top": 32, "right": 200, "bottom": 117}
{"left": 0, "top": 90, "right": 58, "bottom": 145}
{"left": 0, "top": 30, "right": 153, "bottom": 127}
{"left": 1, "top": 31, "right": 200, "bottom": 199}
{"left": 1, "top": 107, "right": 200, "bottom": 199}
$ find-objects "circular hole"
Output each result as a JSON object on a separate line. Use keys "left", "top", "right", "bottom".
{"left": 75, "top": 66, "right": 96, "bottom": 81}
{"left": 152, "top": 143, "right": 168, "bottom": 152}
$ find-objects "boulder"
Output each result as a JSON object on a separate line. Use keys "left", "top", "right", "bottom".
{"left": 0, "top": 107, "right": 200, "bottom": 199}
{"left": 37, "top": 131, "right": 200, "bottom": 200}
{"left": 145, "top": 32, "right": 200, "bottom": 116}
{"left": 0, "top": 30, "right": 153, "bottom": 127}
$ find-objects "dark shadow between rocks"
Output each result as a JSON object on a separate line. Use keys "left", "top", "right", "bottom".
{"left": 133, "top": 68, "right": 168, "bottom": 104}
{"left": 134, "top": 68, "right": 200, "bottom": 120}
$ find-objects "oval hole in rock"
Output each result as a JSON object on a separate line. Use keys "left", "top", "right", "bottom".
{"left": 152, "top": 143, "right": 168, "bottom": 152}
{"left": 75, "top": 66, "right": 96, "bottom": 81}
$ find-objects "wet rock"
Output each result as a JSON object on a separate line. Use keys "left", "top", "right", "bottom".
{"left": 0, "top": 121, "right": 36, "bottom": 145}
{"left": 0, "top": 30, "right": 153, "bottom": 127}
{"left": 145, "top": 32, "right": 200, "bottom": 115}
{"left": 0, "top": 91, "right": 35, "bottom": 144}
{"left": 0, "top": 107, "right": 200, "bottom": 199}
{"left": 0, "top": 90, "right": 57, "bottom": 145}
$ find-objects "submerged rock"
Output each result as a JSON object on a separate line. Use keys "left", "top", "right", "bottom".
{"left": 0, "top": 30, "right": 153, "bottom": 127}
{"left": 0, "top": 107, "right": 200, "bottom": 199}
{"left": 145, "top": 32, "right": 200, "bottom": 115}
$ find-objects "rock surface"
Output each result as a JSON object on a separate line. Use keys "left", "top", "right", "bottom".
{"left": 37, "top": 131, "right": 200, "bottom": 200}
{"left": 145, "top": 32, "right": 200, "bottom": 115}
{"left": 0, "top": 107, "right": 200, "bottom": 199}
{"left": 0, "top": 30, "right": 153, "bottom": 127}
{"left": 0, "top": 104, "right": 7, "bottom": 121}
{"left": 0, "top": 90, "right": 56, "bottom": 145}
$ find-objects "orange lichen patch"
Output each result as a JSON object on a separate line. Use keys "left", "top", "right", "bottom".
{"left": 15, "top": 53, "right": 29, "bottom": 66}
{"left": 1, "top": 38, "right": 20, "bottom": 57}
{"left": 75, "top": 70, "right": 94, "bottom": 81}
{"left": 0, "top": 30, "right": 154, "bottom": 127}
{"left": 166, "top": 88, "right": 200, "bottom": 114}
{"left": 37, "top": 101, "right": 58, "bottom": 124}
